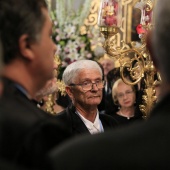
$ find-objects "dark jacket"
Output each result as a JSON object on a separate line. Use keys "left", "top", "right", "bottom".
{"left": 0, "top": 77, "right": 70, "bottom": 170}
{"left": 55, "top": 104, "right": 118, "bottom": 136}
{"left": 48, "top": 92, "right": 170, "bottom": 170}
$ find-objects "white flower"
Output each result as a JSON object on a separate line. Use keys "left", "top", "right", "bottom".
{"left": 144, "top": 15, "right": 150, "bottom": 22}
{"left": 74, "top": 36, "right": 82, "bottom": 44}
{"left": 62, "top": 61, "right": 68, "bottom": 67}
{"left": 94, "top": 46, "right": 105, "bottom": 58}
{"left": 63, "top": 24, "right": 76, "bottom": 38}
{"left": 58, "top": 31, "right": 67, "bottom": 39}
{"left": 66, "top": 51, "right": 80, "bottom": 60}
{"left": 55, "top": 35, "right": 60, "bottom": 41}
{"left": 66, "top": 40, "right": 78, "bottom": 53}
{"left": 86, "top": 52, "right": 92, "bottom": 59}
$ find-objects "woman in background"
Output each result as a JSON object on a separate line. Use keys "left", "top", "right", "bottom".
{"left": 111, "top": 78, "right": 143, "bottom": 126}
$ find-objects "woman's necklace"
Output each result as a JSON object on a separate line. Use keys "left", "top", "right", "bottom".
{"left": 119, "top": 110, "right": 134, "bottom": 120}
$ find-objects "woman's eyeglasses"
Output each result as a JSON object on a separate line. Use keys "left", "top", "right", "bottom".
{"left": 117, "top": 90, "right": 134, "bottom": 99}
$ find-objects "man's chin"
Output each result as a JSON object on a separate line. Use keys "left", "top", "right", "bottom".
{"left": 88, "top": 99, "right": 101, "bottom": 105}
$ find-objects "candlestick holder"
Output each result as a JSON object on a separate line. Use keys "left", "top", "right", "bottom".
{"left": 98, "top": 0, "right": 159, "bottom": 119}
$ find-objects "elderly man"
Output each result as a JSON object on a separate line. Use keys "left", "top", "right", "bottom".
{"left": 0, "top": 0, "right": 70, "bottom": 169}
{"left": 48, "top": 0, "right": 170, "bottom": 169}
{"left": 56, "top": 59, "right": 118, "bottom": 136}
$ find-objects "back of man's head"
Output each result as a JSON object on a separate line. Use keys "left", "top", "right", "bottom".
{"left": 0, "top": 0, "right": 47, "bottom": 64}
{"left": 152, "top": 0, "right": 170, "bottom": 82}
{"left": 0, "top": 39, "right": 3, "bottom": 71}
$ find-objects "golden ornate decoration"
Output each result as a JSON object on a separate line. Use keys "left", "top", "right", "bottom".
{"left": 44, "top": 94, "right": 56, "bottom": 114}
{"left": 54, "top": 54, "right": 62, "bottom": 67}
{"left": 81, "top": 0, "right": 138, "bottom": 45}
{"left": 80, "top": 0, "right": 99, "bottom": 34}
{"left": 42, "top": 55, "right": 66, "bottom": 115}
{"left": 98, "top": 0, "right": 158, "bottom": 119}
{"left": 56, "top": 79, "right": 66, "bottom": 96}
{"left": 47, "top": 0, "right": 158, "bottom": 117}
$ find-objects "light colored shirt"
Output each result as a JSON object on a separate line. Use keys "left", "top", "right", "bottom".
{"left": 76, "top": 110, "right": 104, "bottom": 134}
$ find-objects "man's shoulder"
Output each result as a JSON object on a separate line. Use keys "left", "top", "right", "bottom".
{"left": 55, "top": 109, "right": 67, "bottom": 118}
{"left": 99, "top": 112, "right": 119, "bottom": 126}
{"left": 0, "top": 88, "right": 59, "bottom": 130}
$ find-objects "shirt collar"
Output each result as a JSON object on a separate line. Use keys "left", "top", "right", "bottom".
{"left": 76, "top": 110, "right": 103, "bottom": 134}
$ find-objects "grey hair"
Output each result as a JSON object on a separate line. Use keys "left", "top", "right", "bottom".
{"left": 62, "top": 60, "right": 103, "bottom": 85}
{"left": 152, "top": 0, "right": 170, "bottom": 82}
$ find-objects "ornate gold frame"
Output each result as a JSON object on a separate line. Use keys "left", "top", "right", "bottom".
{"left": 81, "top": 0, "right": 140, "bottom": 45}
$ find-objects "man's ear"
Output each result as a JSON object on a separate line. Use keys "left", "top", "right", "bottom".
{"left": 146, "top": 31, "right": 158, "bottom": 70}
{"left": 18, "top": 34, "right": 34, "bottom": 61}
{"left": 65, "top": 86, "right": 74, "bottom": 100}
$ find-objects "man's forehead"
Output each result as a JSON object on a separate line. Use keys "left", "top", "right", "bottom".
{"left": 76, "top": 69, "right": 102, "bottom": 81}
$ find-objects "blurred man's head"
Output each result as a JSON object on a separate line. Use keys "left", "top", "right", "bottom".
{"left": 35, "top": 59, "right": 59, "bottom": 98}
{"left": 0, "top": 39, "right": 3, "bottom": 71}
{"left": 152, "top": 0, "right": 170, "bottom": 83}
{"left": 0, "top": 39, "right": 3, "bottom": 95}
{"left": 0, "top": 0, "right": 57, "bottom": 96}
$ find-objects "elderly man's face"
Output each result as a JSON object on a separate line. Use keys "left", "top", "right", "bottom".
{"left": 70, "top": 69, "right": 103, "bottom": 109}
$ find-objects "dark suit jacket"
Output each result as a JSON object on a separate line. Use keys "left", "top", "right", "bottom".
{"left": 48, "top": 92, "right": 170, "bottom": 170}
{"left": 55, "top": 104, "right": 118, "bottom": 136}
{"left": 0, "top": 77, "right": 70, "bottom": 170}
{"left": 0, "top": 158, "right": 29, "bottom": 170}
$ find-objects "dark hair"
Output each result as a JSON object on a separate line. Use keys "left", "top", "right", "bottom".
{"left": 0, "top": 0, "right": 47, "bottom": 64}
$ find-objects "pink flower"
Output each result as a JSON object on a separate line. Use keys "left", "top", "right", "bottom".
{"left": 105, "top": 15, "right": 117, "bottom": 26}
{"left": 86, "top": 53, "right": 92, "bottom": 59}
{"left": 55, "top": 35, "right": 60, "bottom": 41}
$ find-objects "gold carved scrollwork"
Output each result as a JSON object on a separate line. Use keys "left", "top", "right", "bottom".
{"left": 145, "top": 0, "right": 154, "bottom": 11}
{"left": 84, "top": 0, "right": 99, "bottom": 26}
{"left": 81, "top": 0, "right": 138, "bottom": 47}
{"left": 44, "top": 55, "right": 66, "bottom": 115}
{"left": 80, "top": 0, "right": 100, "bottom": 34}
{"left": 97, "top": 0, "right": 158, "bottom": 118}
{"left": 139, "top": 87, "right": 157, "bottom": 119}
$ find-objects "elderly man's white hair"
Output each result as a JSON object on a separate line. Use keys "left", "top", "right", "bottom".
{"left": 62, "top": 60, "right": 103, "bottom": 86}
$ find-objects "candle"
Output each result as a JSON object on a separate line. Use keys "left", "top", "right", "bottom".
{"left": 103, "top": 0, "right": 118, "bottom": 26}
{"left": 98, "top": 0, "right": 121, "bottom": 27}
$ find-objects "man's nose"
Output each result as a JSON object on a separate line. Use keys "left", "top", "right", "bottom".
{"left": 91, "top": 83, "right": 98, "bottom": 91}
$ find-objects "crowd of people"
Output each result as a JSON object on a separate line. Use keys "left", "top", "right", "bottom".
{"left": 0, "top": 0, "right": 170, "bottom": 169}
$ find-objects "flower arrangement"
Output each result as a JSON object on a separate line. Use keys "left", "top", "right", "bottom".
{"left": 52, "top": 20, "right": 95, "bottom": 67}
{"left": 51, "top": 0, "right": 105, "bottom": 70}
